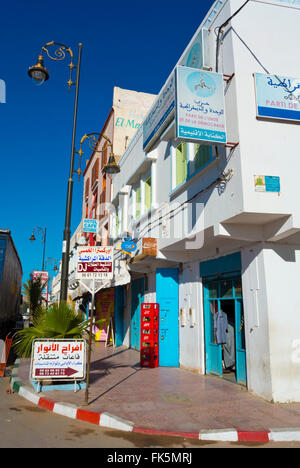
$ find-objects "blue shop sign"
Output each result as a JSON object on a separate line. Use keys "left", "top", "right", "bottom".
{"left": 255, "top": 73, "right": 300, "bottom": 122}
{"left": 121, "top": 236, "right": 137, "bottom": 256}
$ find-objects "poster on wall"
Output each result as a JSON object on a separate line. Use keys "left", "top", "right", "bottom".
{"left": 175, "top": 66, "right": 226, "bottom": 144}
{"left": 254, "top": 73, "right": 300, "bottom": 122}
{"left": 94, "top": 288, "right": 114, "bottom": 342}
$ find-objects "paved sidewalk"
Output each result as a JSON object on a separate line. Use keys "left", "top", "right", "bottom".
{"left": 10, "top": 342, "right": 300, "bottom": 441}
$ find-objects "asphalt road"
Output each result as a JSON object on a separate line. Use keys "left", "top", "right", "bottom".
{"left": 1, "top": 375, "right": 300, "bottom": 451}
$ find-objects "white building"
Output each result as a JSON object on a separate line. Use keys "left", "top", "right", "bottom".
{"left": 109, "top": 0, "right": 300, "bottom": 403}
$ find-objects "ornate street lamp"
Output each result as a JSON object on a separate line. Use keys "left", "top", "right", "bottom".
{"left": 75, "top": 132, "right": 120, "bottom": 179}
{"left": 29, "top": 227, "right": 47, "bottom": 271}
{"left": 45, "top": 257, "right": 58, "bottom": 272}
{"left": 28, "top": 41, "right": 82, "bottom": 303}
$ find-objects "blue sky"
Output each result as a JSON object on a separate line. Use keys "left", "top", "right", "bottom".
{"left": 0, "top": 0, "right": 213, "bottom": 288}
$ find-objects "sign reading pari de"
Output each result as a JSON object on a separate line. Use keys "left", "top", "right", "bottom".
{"left": 255, "top": 73, "right": 300, "bottom": 121}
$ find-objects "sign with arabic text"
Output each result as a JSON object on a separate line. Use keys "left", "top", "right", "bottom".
{"left": 76, "top": 246, "right": 113, "bottom": 280}
{"left": 31, "top": 339, "right": 86, "bottom": 380}
{"left": 83, "top": 218, "right": 99, "bottom": 233}
{"left": 175, "top": 66, "right": 226, "bottom": 144}
{"left": 255, "top": 73, "right": 300, "bottom": 121}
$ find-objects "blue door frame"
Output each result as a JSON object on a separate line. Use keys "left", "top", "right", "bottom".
{"left": 203, "top": 275, "right": 247, "bottom": 385}
{"left": 114, "top": 286, "right": 125, "bottom": 347}
{"left": 131, "top": 278, "right": 144, "bottom": 351}
{"left": 156, "top": 268, "right": 179, "bottom": 367}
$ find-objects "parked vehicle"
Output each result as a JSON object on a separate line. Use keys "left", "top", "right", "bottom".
{"left": 0, "top": 230, "right": 22, "bottom": 338}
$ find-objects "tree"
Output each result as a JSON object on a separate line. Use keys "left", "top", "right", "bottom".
{"left": 13, "top": 302, "right": 90, "bottom": 358}
{"left": 23, "top": 275, "right": 48, "bottom": 320}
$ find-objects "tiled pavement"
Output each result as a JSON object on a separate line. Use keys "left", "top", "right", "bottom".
{"left": 15, "top": 342, "right": 300, "bottom": 434}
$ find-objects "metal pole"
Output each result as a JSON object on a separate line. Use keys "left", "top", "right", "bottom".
{"left": 84, "top": 278, "right": 95, "bottom": 406}
{"left": 60, "top": 43, "right": 83, "bottom": 303}
{"left": 42, "top": 227, "right": 47, "bottom": 271}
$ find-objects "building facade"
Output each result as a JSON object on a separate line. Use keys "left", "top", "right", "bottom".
{"left": 108, "top": 0, "right": 300, "bottom": 403}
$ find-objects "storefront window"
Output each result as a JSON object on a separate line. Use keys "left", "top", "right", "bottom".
{"left": 208, "top": 281, "right": 218, "bottom": 298}
{"left": 233, "top": 278, "right": 243, "bottom": 297}
{"left": 220, "top": 279, "right": 233, "bottom": 298}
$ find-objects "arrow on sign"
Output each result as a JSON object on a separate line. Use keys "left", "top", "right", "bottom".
{"left": 35, "top": 367, "right": 79, "bottom": 377}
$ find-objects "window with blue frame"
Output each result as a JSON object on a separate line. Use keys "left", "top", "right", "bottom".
{"left": 172, "top": 142, "right": 214, "bottom": 190}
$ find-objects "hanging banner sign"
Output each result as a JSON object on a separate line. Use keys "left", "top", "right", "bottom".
{"left": 143, "top": 73, "right": 175, "bottom": 152}
{"left": 30, "top": 339, "right": 86, "bottom": 380}
{"left": 175, "top": 66, "right": 226, "bottom": 144}
{"left": 76, "top": 246, "right": 114, "bottom": 280}
{"left": 254, "top": 73, "right": 300, "bottom": 121}
{"left": 83, "top": 219, "right": 99, "bottom": 233}
{"left": 32, "top": 271, "right": 49, "bottom": 302}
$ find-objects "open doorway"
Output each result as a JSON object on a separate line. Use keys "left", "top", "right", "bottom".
{"left": 203, "top": 276, "right": 247, "bottom": 386}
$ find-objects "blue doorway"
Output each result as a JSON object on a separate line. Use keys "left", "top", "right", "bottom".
{"left": 114, "top": 286, "right": 125, "bottom": 347}
{"left": 131, "top": 278, "right": 144, "bottom": 351}
{"left": 203, "top": 275, "right": 247, "bottom": 385}
{"left": 156, "top": 268, "right": 179, "bottom": 367}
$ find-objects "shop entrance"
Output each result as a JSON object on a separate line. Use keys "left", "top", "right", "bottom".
{"left": 203, "top": 276, "right": 247, "bottom": 385}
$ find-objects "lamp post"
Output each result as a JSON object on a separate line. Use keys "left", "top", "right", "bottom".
{"left": 28, "top": 41, "right": 83, "bottom": 303}
{"left": 29, "top": 226, "right": 47, "bottom": 271}
{"left": 44, "top": 257, "right": 58, "bottom": 305}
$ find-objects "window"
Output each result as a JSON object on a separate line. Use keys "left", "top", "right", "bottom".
{"left": 172, "top": 142, "right": 213, "bottom": 190}
{"left": 91, "top": 158, "right": 99, "bottom": 187}
{"left": 135, "top": 185, "right": 141, "bottom": 219}
{"left": 145, "top": 176, "right": 151, "bottom": 211}
{"left": 193, "top": 144, "right": 211, "bottom": 172}
{"left": 176, "top": 143, "right": 187, "bottom": 186}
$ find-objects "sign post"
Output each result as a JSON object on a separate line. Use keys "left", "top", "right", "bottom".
{"left": 76, "top": 246, "right": 114, "bottom": 405}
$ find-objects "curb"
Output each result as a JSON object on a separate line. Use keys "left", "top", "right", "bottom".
{"left": 8, "top": 359, "right": 300, "bottom": 443}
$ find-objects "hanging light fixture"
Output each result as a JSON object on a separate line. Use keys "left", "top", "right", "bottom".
{"left": 28, "top": 54, "right": 50, "bottom": 85}
{"left": 103, "top": 153, "right": 120, "bottom": 174}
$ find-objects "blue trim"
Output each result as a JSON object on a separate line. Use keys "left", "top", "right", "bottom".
{"left": 178, "top": 125, "right": 226, "bottom": 143}
{"left": 31, "top": 379, "right": 86, "bottom": 392}
{"left": 257, "top": 106, "right": 300, "bottom": 121}
{"left": 114, "top": 286, "right": 125, "bottom": 347}
{"left": 143, "top": 101, "right": 175, "bottom": 150}
{"left": 200, "top": 252, "right": 242, "bottom": 278}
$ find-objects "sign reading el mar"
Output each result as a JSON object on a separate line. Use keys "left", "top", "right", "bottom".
{"left": 76, "top": 246, "right": 113, "bottom": 280}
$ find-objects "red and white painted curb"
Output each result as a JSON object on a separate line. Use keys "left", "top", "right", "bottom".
{"left": 9, "top": 359, "right": 300, "bottom": 442}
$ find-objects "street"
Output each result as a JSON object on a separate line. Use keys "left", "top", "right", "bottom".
{"left": 1, "top": 376, "right": 300, "bottom": 450}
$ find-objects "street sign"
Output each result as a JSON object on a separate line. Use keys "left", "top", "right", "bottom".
{"left": 76, "top": 246, "right": 114, "bottom": 280}
{"left": 31, "top": 339, "right": 86, "bottom": 380}
{"left": 83, "top": 218, "right": 99, "bottom": 233}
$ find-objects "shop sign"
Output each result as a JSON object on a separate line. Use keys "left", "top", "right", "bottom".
{"left": 121, "top": 236, "right": 137, "bottom": 257}
{"left": 143, "top": 73, "right": 175, "bottom": 152}
{"left": 254, "top": 73, "right": 300, "bottom": 121}
{"left": 175, "top": 66, "right": 226, "bottom": 144}
{"left": 83, "top": 218, "right": 98, "bottom": 233}
{"left": 254, "top": 175, "right": 280, "bottom": 192}
{"left": 30, "top": 339, "right": 86, "bottom": 380}
{"left": 142, "top": 237, "right": 157, "bottom": 256}
{"left": 76, "top": 246, "right": 113, "bottom": 280}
